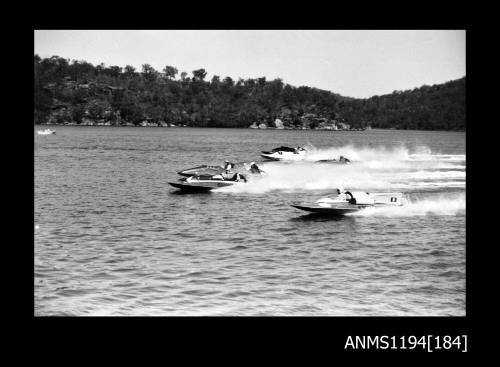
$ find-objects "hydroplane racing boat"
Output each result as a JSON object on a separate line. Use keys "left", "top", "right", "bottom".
{"left": 315, "top": 155, "right": 351, "bottom": 164}
{"left": 177, "top": 160, "right": 236, "bottom": 177}
{"left": 177, "top": 164, "right": 225, "bottom": 177}
{"left": 291, "top": 190, "right": 404, "bottom": 215}
{"left": 261, "top": 146, "right": 307, "bottom": 161}
{"left": 169, "top": 173, "right": 247, "bottom": 192}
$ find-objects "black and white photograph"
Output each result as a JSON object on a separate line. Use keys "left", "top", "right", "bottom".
{"left": 34, "top": 30, "right": 466, "bottom": 318}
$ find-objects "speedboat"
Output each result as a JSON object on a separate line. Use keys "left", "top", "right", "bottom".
{"left": 291, "top": 190, "right": 404, "bottom": 215}
{"left": 177, "top": 160, "right": 237, "bottom": 177}
{"left": 315, "top": 159, "right": 350, "bottom": 164}
{"left": 37, "top": 128, "right": 56, "bottom": 135}
{"left": 177, "top": 164, "right": 225, "bottom": 177}
{"left": 315, "top": 155, "right": 351, "bottom": 164}
{"left": 169, "top": 173, "right": 247, "bottom": 192}
{"left": 261, "top": 146, "right": 307, "bottom": 161}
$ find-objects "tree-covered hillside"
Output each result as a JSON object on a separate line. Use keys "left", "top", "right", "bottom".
{"left": 338, "top": 78, "right": 465, "bottom": 130}
{"left": 34, "top": 55, "right": 465, "bottom": 130}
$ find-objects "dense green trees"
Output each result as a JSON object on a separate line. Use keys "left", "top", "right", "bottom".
{"left": 34, "top": 55, "right": 465, "bottom": 130}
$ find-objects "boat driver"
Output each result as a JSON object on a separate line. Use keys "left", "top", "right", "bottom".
{"left": 249, "top": 162, "right": 261, "bottom": 174}
{"left": 224, "top": 160, "right": 234, "bottom": 172}
{"left": 336, "top": 188, "right": 350, "bottom": 201}
{"left": 232, "top": 173, "right": 247, "bottom": 182}
{"left": 221, "top": 160, "right": 233, "bottom": 179}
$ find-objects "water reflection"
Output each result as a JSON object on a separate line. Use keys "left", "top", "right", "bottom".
{"left": 290, "top": 212, "right": 357, "bottom": 223}
{"left": 168, "top": 190, "right": 212, "bottom": 196}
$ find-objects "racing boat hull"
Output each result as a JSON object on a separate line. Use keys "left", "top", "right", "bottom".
{"left": 291, "top": 191, "right": 404, "bottom": 216}
{"left": 315, "top": 160, "right": 349, "bottom": 164}
{"left": 169, "top": 178, "right": 243, "bottom": 191}
{"left": 169, "top": 182, "right": 218, "bottom": 191}
{"left": 177, "top": 165, "right": 224, "bottom": 177}
{"left": 260, "top": 153, "right": 282, "bottom": 161}
{"left": 291, "top": 204, "right": 365, "bottom": 215}
{"left": 261, "top": 146, "right": 307, "bottom": 161}
{"left": 260, "top": 151, "right": 306, "bottom": 161}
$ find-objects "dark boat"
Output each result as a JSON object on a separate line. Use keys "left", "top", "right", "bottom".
{"left": 290, "top": 204, "right": 361, "bottom": 215}
{"left": 314, "top": 159, "right": 349, "bottom": 164}
{"left": 315, "top": 156, "right": 351, "bottom": 164}
{"left": 261, "top": 146, "right": 306, "bottom": 161}
{"left": 177, "top": 165, "right": 225, "bottom": 177}
{"left": 169, "top": 173, "right": 247, "bottom": 192}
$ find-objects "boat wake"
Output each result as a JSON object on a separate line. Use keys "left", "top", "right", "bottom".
{"left": 348, "top": 193, "right": 465, "bottom": 217}
{"left": 302, "top": 144, "right": 411, "bottom": 162}
{"left": 218, "top": 144, "right": 465, "bottom": 194}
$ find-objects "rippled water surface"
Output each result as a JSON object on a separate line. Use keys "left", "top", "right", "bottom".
{"left": 35, "top": 127, "right": 465, "bottom": 316}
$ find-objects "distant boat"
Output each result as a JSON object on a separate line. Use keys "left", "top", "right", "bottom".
{"left": 315, "top": 156, "right": 351, "bottom": 164}
{"left": 37, "top": 128, "right": 56, "bottom": 135}
{"left": 261, "top": 146, "right": 307, "bottom": 161}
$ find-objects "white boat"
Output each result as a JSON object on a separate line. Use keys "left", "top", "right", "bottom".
{"left": 169, "top": 173, "right": 247, "bottom": 192}
{"left": 261, "top": 146, "right": 307, "bottom": 161}
{"left": 291, "top": 190, "right": 404, "bottom": 215}
{"left": 37, "top": 128, "right": 56, "bottom": 135}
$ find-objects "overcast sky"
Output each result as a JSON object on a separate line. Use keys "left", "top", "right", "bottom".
{"left": 34, "top": 30, "right": 465, "bottom": 98}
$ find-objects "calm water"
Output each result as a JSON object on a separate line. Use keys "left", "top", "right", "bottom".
{"left": 34, "top": 126, "right": 465, "bottom": 316}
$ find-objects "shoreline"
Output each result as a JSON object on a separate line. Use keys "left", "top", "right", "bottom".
{"left": 34, "top": 123, "right": 465, "bottom": 133}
